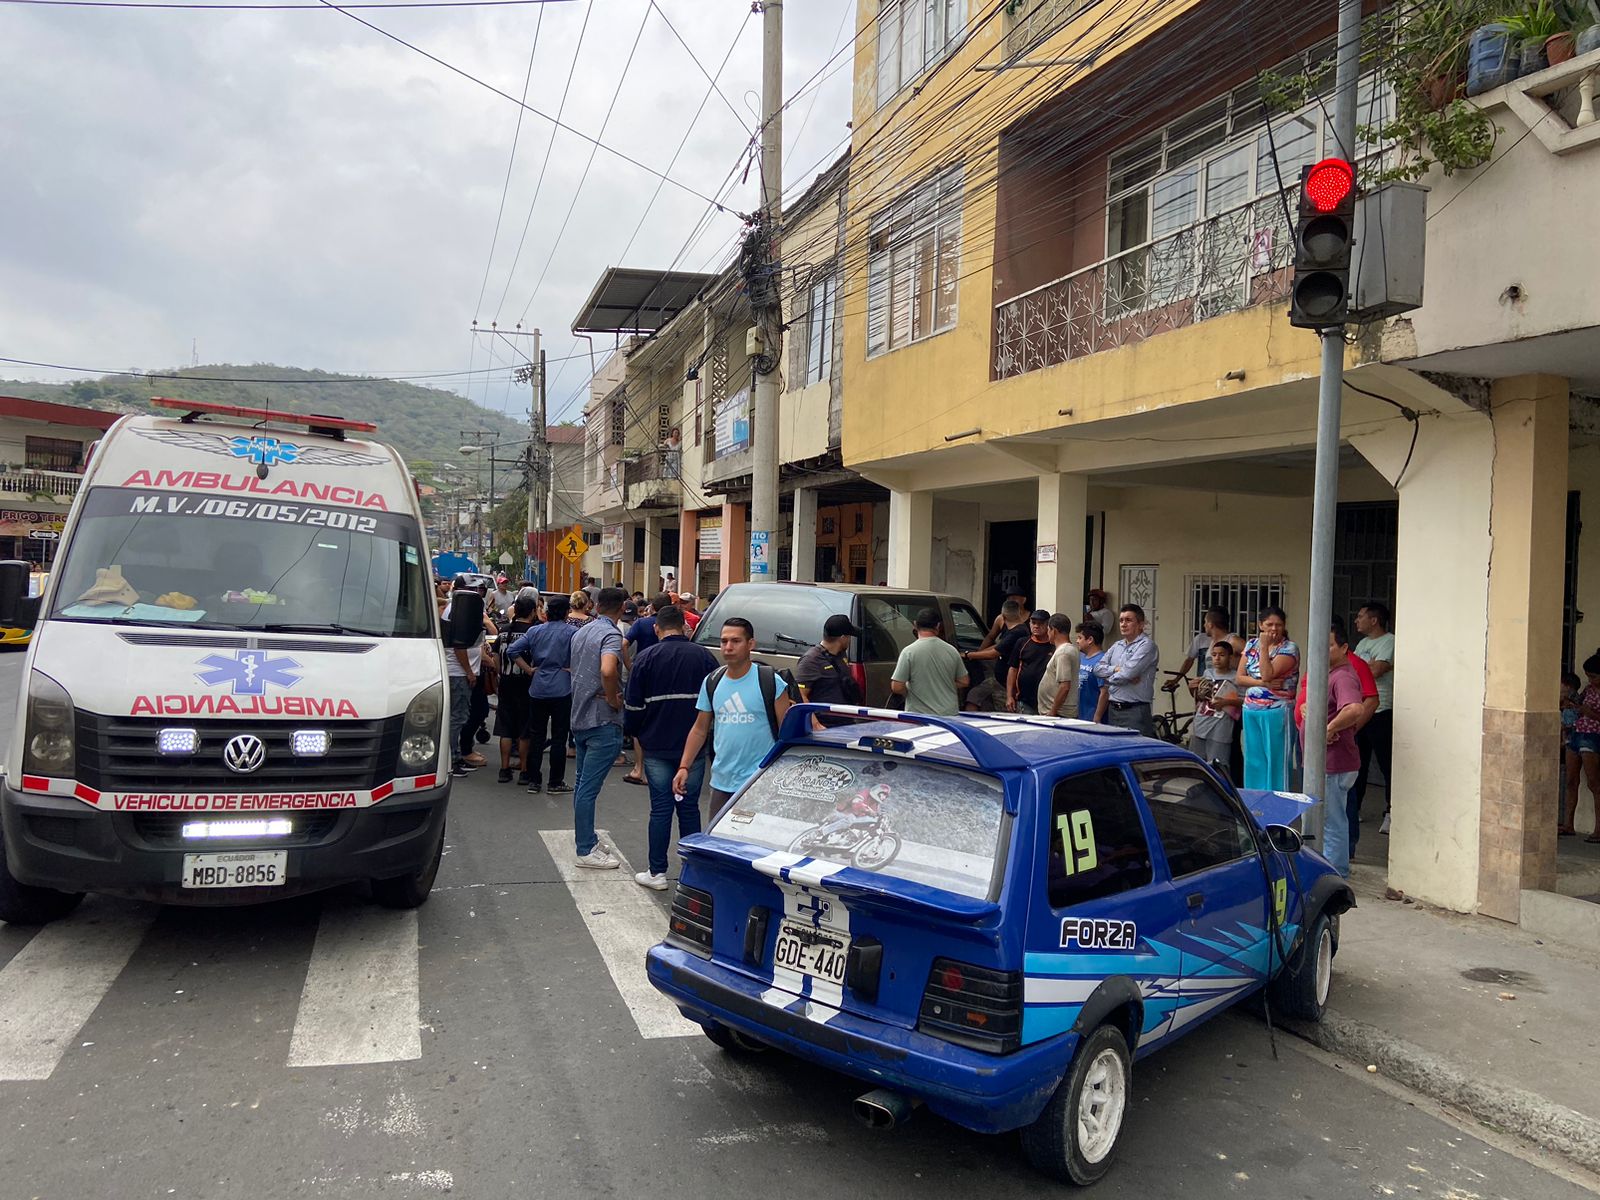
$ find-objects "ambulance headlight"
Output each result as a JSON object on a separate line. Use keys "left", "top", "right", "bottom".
{"left": 398, "top": 683, "right": 442, "bottom": 772}
{"left": 22, "top": 671, "right": 76, "bottom": 776}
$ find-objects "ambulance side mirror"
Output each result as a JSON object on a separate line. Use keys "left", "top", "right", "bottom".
{"left": 445, "top": 589, "right": 484, "bottom": 648}
{"left": 0, "top": 560, "right": 29, "bottom": 625}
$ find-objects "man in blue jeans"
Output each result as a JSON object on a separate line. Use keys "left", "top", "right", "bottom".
{"left": 566, "top": 586, "right": 628, "bottom": 869}
{"left": 622, "top": 604, "right": 718, "bottom": 890}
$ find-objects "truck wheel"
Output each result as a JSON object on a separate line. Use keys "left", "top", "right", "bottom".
{"left": 1021, "top": 1023, "right": 1130, "bottom": 1186}
{"left": 1269, "top": 910, "right": 1334, "bottom": 1022}
{"left": 0, "top": 834, "right": 84, "bottom": 925}
{"left": 370, "top": 822, "right": 445, "bottom": 910}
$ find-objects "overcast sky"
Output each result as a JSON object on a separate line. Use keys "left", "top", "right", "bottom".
{"left": 0, "top": 0, "right": 855, "bottom": 424}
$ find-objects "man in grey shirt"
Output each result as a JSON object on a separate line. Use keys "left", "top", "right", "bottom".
{"left": 567, "top": 586, "right": 628, "bottom": 870}
{"left": 1092, "top": 604, "right": 1159, "bottom": 736}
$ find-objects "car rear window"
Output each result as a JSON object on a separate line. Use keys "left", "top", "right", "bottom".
{"left": 711, "top": 746, "right": 1007, "bottom": 899}
{"left": 692, "top": 585, "right": 851, "bottom": 655}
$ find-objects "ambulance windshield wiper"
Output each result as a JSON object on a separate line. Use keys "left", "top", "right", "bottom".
{"left": 259, "top": 621, "right": 391, "bottom": 638}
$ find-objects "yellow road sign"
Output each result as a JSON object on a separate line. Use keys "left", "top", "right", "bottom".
{"left": 556, "top": 528, "right": 589, "bottom": 563}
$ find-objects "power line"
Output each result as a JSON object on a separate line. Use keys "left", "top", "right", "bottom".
{"left": 648, "top": 0, "right": 752, "bottom": 135}
{"left": 312, "top": 0, "right": 727, "bottom": 208}
{"left": 471, "top": 3, "right": 545, "bottom": 320}
{"left": 512, "top": 0, "right": 655, "bottom": 326}
{"left": 2, "top": 0, "right": 574, "bottom": 7}
{"left": 489, "top": 0, "right": 594, "bottom": 320}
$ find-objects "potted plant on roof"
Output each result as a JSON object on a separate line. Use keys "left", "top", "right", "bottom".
{"left": 1574, "top": 1, "right": 1600, "bottom": 56}
{"left": 1501, "top": 0, "right": 1568, "bottom": 74}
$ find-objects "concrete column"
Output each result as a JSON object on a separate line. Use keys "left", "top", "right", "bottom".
{"left": 791, "top": 486, "right": 818, "bottom": 582}
{"left": 1036, "top": 473, "right": 1088, "bottom": 618}
{"left": 719, "top": 501, "right": 748, "bottom": 591}
{"left": 1478, "top": 375, "right": 1568, "bottom": 920}
{"left": 887, "top": 488, "right": 933, "bottom": 590}
{"left": 642, "top": 514, "right": 662, "bottom": 595}
{"left": 675, "top": 509, "right": 697, "bottom": 596}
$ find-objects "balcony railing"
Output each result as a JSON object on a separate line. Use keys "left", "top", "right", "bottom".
{"left": 995, "top": 189, "right": 1298, "bottom": 380}
{"left": 1004, "top": 0, "right": 1094, "bottom": 61}
{"left": 622, "top": 449, "right": 680, "bottom": 487}
{"left": 624, "top": 450, "right": 681, "bottom": 511}
{"left": 0, "top": 469, "right": 83, "bottom": 502}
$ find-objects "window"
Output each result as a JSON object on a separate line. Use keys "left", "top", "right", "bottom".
{"left": 714, "top": 745, "right": 1006, "bottom": 900}
{"left": 876, "top": 0, "right": 966, "bottom": 107}
{"left": 867, "top": 167, "right": 963, "bottom": 357}
{"left": 1134, "top": 763, "right": 1254, "bottom": 877}
{"left": 25, "top": 436, "right": 82, "bottom": 472}
{"left": 948, "top": 602, "right": 986, "bottom": 653}
{"left": 609, "top": 395, "right": 626, "bottom": 447}
{"left": 803, "top": 271, "right": 837, "bottom": 385}
{"left": 861, "top": 594, "right": 937, "bottom": 660}
{"left": 1048, "top": 768, "right": 1154, "bottom": 909}
{"left": 1184, "top": 574, "right": 1288, "bottom": 641}
{"left": 690, "top": 583, "right": 851, "bottom": 656}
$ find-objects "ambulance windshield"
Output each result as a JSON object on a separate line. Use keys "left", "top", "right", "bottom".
{"left": 50, "top": 486, "right": 433, "bottom": 637}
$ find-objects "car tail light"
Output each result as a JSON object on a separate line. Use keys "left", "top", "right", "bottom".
{"left": 849, "top": 662, "right": 867, "bottom": 701}
{"left": 668, "top": 882, "right": 714, "bottom": 955}
{"left": 917, "top": 956, "right": 1023, "bottom": 1054}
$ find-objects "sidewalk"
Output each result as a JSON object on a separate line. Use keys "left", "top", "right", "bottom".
{"left": 1287, "top": 862, "right": 1600, "bottom": 1174}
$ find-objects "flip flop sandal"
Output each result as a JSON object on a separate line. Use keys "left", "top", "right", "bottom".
{"left": 1587, "top": 835, "right": 1600, "bottom": 843}
{"left": 623, "top": 775, "right": 645, "bottom": 786}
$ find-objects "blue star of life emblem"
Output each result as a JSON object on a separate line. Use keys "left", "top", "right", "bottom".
{"left": 227, "top": 435, "right": 301, "bottom": 466}
{"left": 195, "top": 649, "right": 303, "bottom": 696}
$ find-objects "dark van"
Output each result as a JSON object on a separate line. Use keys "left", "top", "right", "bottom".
{"left": 690, "top": 583, "right": 987, "bottom": 708}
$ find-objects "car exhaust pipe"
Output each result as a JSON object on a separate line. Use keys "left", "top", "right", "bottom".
{"left": 852, "top": 1089, "right": 920, "bottom": 1130}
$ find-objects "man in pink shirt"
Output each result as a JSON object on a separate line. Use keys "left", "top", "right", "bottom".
{"left": 1296, "top": 619, "right": 1367, "bottom": 877}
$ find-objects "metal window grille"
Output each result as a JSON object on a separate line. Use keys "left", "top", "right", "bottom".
{"left": 1184, "top": 573, "right": 1289, "bottom": 640}
{"left": 25, "top": 436, "right": 82, "bottom": 472}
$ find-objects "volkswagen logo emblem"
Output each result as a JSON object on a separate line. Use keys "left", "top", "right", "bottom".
{"left": 223, "top": 734, "right": 267, "bottom": 774}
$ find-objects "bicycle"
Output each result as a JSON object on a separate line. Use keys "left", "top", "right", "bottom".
{"left": 1153, "top": 670, "right": 1197, "bottom": 745}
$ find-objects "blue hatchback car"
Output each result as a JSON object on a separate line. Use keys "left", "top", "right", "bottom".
{"left": 646, "top": 705, "right": 1355, "bottom": 1186}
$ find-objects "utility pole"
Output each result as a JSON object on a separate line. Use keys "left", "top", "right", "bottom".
{"left": 1302, "top": 0, "right": 1363, "bottom": 822}
{"left": 747, "top": 0, "right": 783, "bottom": 581}
{"left": 523, "top": 328, "right": 546, "bottom": 588}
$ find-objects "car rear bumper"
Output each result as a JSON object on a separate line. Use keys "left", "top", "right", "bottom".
{"left": 646, "top": 942, "right": 1070, "bottom": 1134}
{"left": 1, "top": 778, "right": 449, "bottom": 903}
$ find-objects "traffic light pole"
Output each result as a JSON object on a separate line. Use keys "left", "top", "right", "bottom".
{"left": 1302, "top": 0, "right": 1363, "bottom": 830}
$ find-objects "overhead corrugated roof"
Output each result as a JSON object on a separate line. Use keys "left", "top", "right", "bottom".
{"left": 570, "top": 267, "right": 718, "bottom": 334}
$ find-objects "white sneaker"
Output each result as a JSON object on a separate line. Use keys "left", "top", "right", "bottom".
{"left": 575, "top": 848, "right": 620, "bottom": 870}
{"left": 1379, "top": 813, "right": 1391, "bottom": 835}
{"left": 634, "top": 871, "right": 669, "bottom": 891}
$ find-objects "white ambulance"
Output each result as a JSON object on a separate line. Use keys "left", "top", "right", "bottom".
{"left": 0, "top": 398, "right": 451, "bottom": 923}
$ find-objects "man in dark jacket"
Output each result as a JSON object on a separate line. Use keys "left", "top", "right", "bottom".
{"left": 623, "top": 604, "right": 718, "bottom": 891}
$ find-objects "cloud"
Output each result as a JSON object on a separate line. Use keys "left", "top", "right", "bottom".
{"left": 0, "top": 0, "right": 855, "bottom": 421}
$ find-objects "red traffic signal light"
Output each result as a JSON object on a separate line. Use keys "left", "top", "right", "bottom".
{"left": 1302, "top": 158, "right": 1355, "bottom": 214}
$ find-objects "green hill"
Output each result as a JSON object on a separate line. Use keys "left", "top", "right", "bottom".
{"left": 0, "top": 364, "right": 531, "bottom": 469}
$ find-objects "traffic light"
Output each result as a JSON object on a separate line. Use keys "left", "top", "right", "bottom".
{"left": 1289, "top": 157, "right": 1357, "bottom": 330}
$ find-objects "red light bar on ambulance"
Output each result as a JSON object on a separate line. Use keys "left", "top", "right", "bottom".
{"left": 150, "top": 397, "right": 378, "bottom": 434}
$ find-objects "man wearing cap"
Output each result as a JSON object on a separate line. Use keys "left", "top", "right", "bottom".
{"left": 1086, "top": 589, "right": 1116, "bottom": 638}
{"left": 795, "top": 614, "right": 865, "bottom": 726}
{"left": 678, "top": 592, "right": 702, "bottom": 632}
{"left": 1006, "top": 610, "right": 1056, "bottom": 715}
{"left": 490, "top": 575, "right": 513, "bottom": 622}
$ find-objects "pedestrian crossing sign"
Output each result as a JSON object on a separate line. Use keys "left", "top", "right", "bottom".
{"left": 557, "top": 527, "right": 589, "bottom": 563}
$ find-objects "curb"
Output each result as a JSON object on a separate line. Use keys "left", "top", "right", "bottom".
{"left": 1285, "top": 1009, "right": 1600, "bottom": 1175}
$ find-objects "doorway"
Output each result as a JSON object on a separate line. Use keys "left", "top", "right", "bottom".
{"left": 985, "top": 519, "right": 1037, "bottom": 619}
{"left": 1332, "top": 501, "right": 1398, "bottom": 634}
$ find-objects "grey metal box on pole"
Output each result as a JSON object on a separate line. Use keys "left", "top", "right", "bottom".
{"left": 1351, "top": 182, "right": 1427, "bottom": 321}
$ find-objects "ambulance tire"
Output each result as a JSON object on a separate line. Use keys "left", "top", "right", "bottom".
{"left": 0, "top": 836, "right": 84, "bottom": 925}
{"left": 1021, "top": 1023, "right": 1130, "bottom": 1186}
{"left": 1268, "top": 910, "right": 1333, "bottom": 1023}
{"left": 371, "top": 821, "right": 445, "bottom": 910}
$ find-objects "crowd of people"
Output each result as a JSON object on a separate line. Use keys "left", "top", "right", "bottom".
{"left": 439, "top": 571, "right": 1398, "bottom": 885}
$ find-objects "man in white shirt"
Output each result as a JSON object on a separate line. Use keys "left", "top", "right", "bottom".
{"left": 1039, "top": 614, "right": 1082, "bottom": 717}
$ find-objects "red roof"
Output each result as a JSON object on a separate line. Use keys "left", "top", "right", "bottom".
{"left": 0, "top": 396, "right": 120, "bottom": 431}
{"left": 546, "top": 425, "right": 586, "bottom": 445}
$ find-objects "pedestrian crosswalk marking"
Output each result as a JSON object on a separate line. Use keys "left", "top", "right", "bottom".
{"left": 537, "top": 829, "right": 699, "bottom": 1040}
{"left": 0, "top": 905, "right": 155, "bottom": 1081}
{"left": 287, "top": 904, "right": 422, "bottom": 1067}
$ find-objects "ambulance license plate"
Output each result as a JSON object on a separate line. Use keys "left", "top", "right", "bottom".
{"left": 772, "top": 919, "right": 850, "bottom": 986}
{"left": 181, "top": 851, "right": 287, "bottom": 889}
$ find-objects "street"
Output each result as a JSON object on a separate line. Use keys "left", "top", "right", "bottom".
{"left": 0, "top": 652, "right": 1589, "bottom": 1200}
